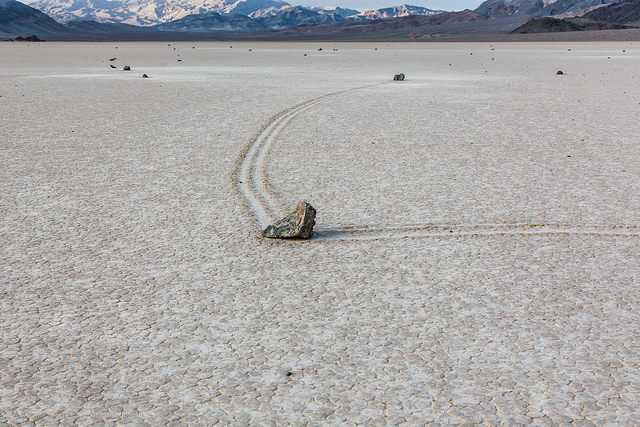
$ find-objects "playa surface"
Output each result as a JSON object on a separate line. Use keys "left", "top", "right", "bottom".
{"left": 1, "top": 41, "right": 640, "bottom": 425}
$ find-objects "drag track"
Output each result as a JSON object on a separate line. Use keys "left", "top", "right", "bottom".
{"left": 235, "top": 87, "right": 640, "bottom": 241}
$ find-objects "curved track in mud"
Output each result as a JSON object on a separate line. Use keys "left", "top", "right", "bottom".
{"left": 235, "top": 87, "right": 640, "bottom": 240}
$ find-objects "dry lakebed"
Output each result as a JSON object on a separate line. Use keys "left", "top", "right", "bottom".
{"left": 1, "top": 41, "right": 640, "bottom": 425}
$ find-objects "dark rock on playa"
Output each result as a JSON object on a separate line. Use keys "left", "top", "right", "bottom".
{"left": 12, "top": 35, "right": 43, "bottom": 42}
{"left": 263, "top": 202, "right": 316, "bottom": 239}
{"left": 142, "top": 73, "right": 148, "bottom": 78}
{"left": 393, "top": 73, "right": 405, "bottom": 81}
{"left": 110, "top": 64, "right": 116, "bottom": 69}
{"left": 123, "top": 65, "right": 131, "bottom": 70}
{"left": 557, "top": 70, "right": 564, "bottom": 75}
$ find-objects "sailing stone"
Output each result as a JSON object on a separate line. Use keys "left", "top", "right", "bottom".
{"left": 263, "top": 202, "right": 316, "bottom": 239}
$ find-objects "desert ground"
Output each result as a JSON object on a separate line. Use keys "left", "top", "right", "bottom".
{"left": 1, "top": 41, "right": 640, "bottom": 425}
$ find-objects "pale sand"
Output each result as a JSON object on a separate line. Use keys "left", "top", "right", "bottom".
{"left": 1, "top": 41, "right": 640, "bottom": 425}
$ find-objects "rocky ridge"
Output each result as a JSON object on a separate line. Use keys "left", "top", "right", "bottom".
{"left": 475, "top": 0, "right": 623, "bottom": 17}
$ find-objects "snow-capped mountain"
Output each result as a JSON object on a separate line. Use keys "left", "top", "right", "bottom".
{"left": 31, "top": 0, "right": 291, "bottom": 25}
{"left": 154, "top": 5, "right": 344, "bottom": 31}
{"left": 253, "top": 5, "right": 344, "bottom": 29}
{"left": 153, "top": 10, "right": 264, "bottom": 30}
{"left": 306, "top": 5, "right": 360, "bottom": 18}
{"left": 31, "top": 0, "right": 446, "bottom": 28}
{"left": 347, "top": 4, "right": 446, "bottom": 21}
{"left": 251, "top": 4, "right": 359, "bottom": 18}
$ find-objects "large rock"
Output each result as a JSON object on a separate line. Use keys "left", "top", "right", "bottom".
{"left": 263, "top": 202, "right": 316, "bottom": 239}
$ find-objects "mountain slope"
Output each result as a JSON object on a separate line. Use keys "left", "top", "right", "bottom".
{"left": 307, "top": 6, "right": 359, "bottom": 18}
{"left": 155, "top": 10, "right": 265, "bottom": 30}
{"left": 271, "top": 9, "right": 488, "bottom": 39}
{"left": 0, "top": 0, "right": 69, "bottom": 37}
{"left": 475, "top": 0, "right": 622, "bottom": 18}
{"left": 582, "top": 0, "right": 640, "bottom": 23}
{"left": 255, "top": 6, "right": 344, "bottom": 29}
{"left": 155, "top": 5, "right": 345, "bottom": 31}
{"left": 510, "top": 15, "right": 630, "bottom": 32}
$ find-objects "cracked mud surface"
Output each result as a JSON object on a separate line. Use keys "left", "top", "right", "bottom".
{"left": 1, "top": 42, "right": 640, "bottom": 425}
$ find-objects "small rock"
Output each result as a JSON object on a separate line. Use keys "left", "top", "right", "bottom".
{"left": 142, "top": 74, "right": 148, "bottom": 78}
{"left": 123, "top": 65, "right": 131, "bottom": 71}
{"left": 263, "top": 202, "right": 316, "bottom": 239}
{"left": 110, "top": 64, "right": 116, "bottom": 69}
{"left": 109, "top": 57, "right": 116, "bottom": 61}
{"left": 393, "top": 73, "right": 405, "bottom": 81}
{"left": 317, "top": 48, "right": 322, "bottom": 51}
{"left": 556, "top": 70, "right": 563, "bottom": 75}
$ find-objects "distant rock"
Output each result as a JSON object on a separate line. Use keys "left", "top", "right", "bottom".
{"left": 263, "top": 202, "right": 316, "bottom": 239}
{"left": 123, "top": 65, "right": 131, "bottom": 70}
{"left": 557, "top": 70, "right": 564, "bottom": 74}
{"left": 11, "top": 34, "right": 44, "bottom": 41}
{"left": 405, "top": 30, "right": 431, "bottom": 38}
{"left": 393, "top": 73, "right": 405, "bottom": 80}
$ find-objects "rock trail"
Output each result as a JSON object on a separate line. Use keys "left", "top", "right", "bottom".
{"left": 235, "top": 87, "right": 640, "bottom": 240}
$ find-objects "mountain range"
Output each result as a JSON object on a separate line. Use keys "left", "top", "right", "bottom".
{"left": 29, "top": 0, "right": 444, "bottom": 25}
{"left": 2, "top": 0, "right": 640, "bottom": 40}
{"left": 32, "top": 0, "right": 290, "bottom": 26}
